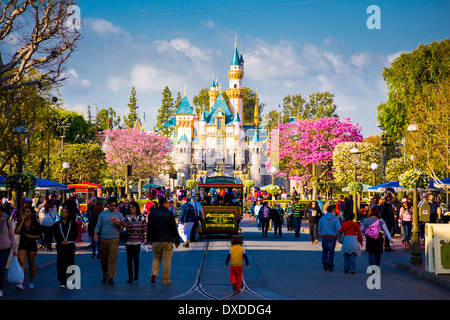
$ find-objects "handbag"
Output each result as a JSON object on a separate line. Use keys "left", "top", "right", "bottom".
{"left": 140, "top": 242, "right": 149, "bottom": 253}
{"left": 364, "top": 219, "right": 381, "bottom": 239}
{"left": 7, "top": 257, "right": 24, "bottom": 284}
{"left": 120, "top": 229, "right": 129, "bottom": 243}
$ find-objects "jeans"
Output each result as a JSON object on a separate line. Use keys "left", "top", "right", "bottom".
{"left": 343, "top": 252, "right": 356, "bottom": 273}
{"left": 261, "top": 218, "right": 270, "bottom": 235}
{"left": 368, "top": 252, "right": 381, "bottom": 266}
{"left": 402, "top": 221, "right": 412, "bottom": 243}
{"left": 126, "top": 244, "right": 140, "bottom": 279}
{"left": 91, "top": 235, "right": 100, "bottom": 256}
{"left": 293, "top": 216, "right": 302, "bottom": 237}
{"left": 321, "top": 238, "right": 336, "bottom": 270}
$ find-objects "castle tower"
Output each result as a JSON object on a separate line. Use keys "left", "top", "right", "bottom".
{"left": 209, "top": 75, "right": 219, "bottom": 111}
{"left": 226, "top": 40, "right": 244, "bottom": 127}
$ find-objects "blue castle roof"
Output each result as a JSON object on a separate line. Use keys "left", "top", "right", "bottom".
{"left": 176, "top": 96, "right": 194, "bottom": 115}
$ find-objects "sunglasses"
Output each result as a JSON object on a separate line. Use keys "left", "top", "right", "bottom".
{"left": 109, "top": 203, "right": 118, "bottom": 208}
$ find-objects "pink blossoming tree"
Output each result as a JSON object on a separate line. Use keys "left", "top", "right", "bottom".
{"left": 100, "top": 128, "right": 174, "bottom": 180}
{"left": 265, "top": 117, "right": 363, "bottom": 198}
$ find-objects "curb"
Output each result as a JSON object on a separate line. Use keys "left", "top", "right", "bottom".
{"left": 396, "top": 263, "right": 450, "bottom": 290}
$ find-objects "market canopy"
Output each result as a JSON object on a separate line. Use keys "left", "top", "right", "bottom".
{"left": 35, "top": 178, "right": 68, "bottom": 191}
{"left": 68, "top": 181, "right": 103, "bottom": 189}
{"left": 428, "top": 177, "right": 450, "bottom": 189}
{"left": 142, "top": 183, "right": 162, "bottom": 189}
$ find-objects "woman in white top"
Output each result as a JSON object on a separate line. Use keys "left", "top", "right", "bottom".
{"left": 39, "top": 199, "right": 58, "bottom": 251}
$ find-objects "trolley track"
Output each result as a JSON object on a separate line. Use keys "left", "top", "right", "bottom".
{"left": 169, "top": 238, "right": 271, "bottom": 301}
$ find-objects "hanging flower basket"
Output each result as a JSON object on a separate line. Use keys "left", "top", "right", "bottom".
{"left": 348, "top": 181, "right": 363, "bottom": 194}
{"left": 5, "top": 172, "right": 37, "bottom": 192}
{"left": 267, "top": 185, "right": 281, "bottom": 195}
{"left": 185, "top": 180, "right": 198, "bottom": 190}
{"left": 243, "top": 180, "right": 255, "bottom": 189}
{"left": 399, "top": 169, "right": 428, "bottom": 189}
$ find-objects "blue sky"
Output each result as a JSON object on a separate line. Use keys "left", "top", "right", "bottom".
{"left": 59, "top": 0, "right": 450, "bottom": 137}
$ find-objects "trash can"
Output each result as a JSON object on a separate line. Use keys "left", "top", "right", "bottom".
{"left": 425, "top": 223, "right": 450, "bottom": 274}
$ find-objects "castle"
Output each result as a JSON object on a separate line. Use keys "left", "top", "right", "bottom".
{"left": 168, "top": 41, "right": 270, "bottom": 187}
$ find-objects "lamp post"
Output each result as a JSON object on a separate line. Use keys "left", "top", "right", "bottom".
{"left": 350, "top": 143, "right": 361, "bottom": 222}
{"left": 371, "top": 163, "right": 378, "bottom": 187}
{"left": 62, "top": 162, "right": 70, "bottom": 200}
{"left": 181, "top": 172, "right": 185, "bottom": 186}
{"left": 13, "top": 125, "right": 29, "bottom": 221}
{"left": 407, "top": 124, "right": 422, "bottom": 264}
{"left": 271, "top": 166, "right": 277, "bottom": 186}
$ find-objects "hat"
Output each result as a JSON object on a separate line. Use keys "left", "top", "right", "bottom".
{"left": 191, "top": 195, "right": 198, "bottom": 199}
{"left": 402, "top": 198, "right": 408, "bottom": 203}
{"left": 182, "top": 197, "right": 188, "bottom": 202}
{"left": 276, "top": 202, "right": 281, "bottom": 206}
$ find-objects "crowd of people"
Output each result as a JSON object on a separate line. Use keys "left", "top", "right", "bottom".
{"left": 0, "top": 184, "right": 447, "bottom": 298}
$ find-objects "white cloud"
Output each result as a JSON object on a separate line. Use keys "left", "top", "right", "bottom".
{"left": 350, "top": 52, "right": 372, "bottom": 67}
{"left": 154, "top": 38, "right": 212, "bottom": 62}
{"left": 90, "top": 18, "right": 123, "bottom": 36}
{"left": 202, "top": 20, "right": 215, "bottom": 29}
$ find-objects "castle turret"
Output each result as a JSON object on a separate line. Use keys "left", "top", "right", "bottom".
{"left": 226, "top": 40, "right": 244, "bottom": 126}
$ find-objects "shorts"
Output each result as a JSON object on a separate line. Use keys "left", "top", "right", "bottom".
{"left": 18, "top": 239, "right": 38, "bottom": 252}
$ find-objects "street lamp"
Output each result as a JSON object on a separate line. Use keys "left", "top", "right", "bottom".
{"left": 62, "top": 162, "right": 70, "bottom": 200}
{"left": 371, "top": 163, "right": 378, "bottom": 186}
{"left": 271, "top": 166, "right": 277, "bottom": 186}
{"left": 13, "top": 125, "right": 29, "bottom": 221}
{"left": 350, "top": 143, "right": 361, "bottom": 222}
{"left": 407, "top": 124, "right": 422, "bottom": 264}
{"left": 181, "top": 172, "right": 185, "bottom": 186}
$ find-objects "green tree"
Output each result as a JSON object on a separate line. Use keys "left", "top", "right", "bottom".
{"left": 154, "top": 86, "right": 177, "bottom": 137}
{"left": 50, "top": 143, "right": 107, "bottom": 184}
{"left": 193, "top": 88, "right": 210, "bottom": 115}
{"left": 263, "top": 108, "right": 281, "bottom": 132}
{"left": 96, "top": 107, "right": 121, "bottom": 130}
{"left": 243, "top": 88, "right": 264, "bottom": 125}
{"left": 377, "top": 39, "right": 450, "bottom": 141}
{"left": 124, "top": 87, "right": 138, "bottom": 128}
{"left": 281, "top": 91, "right": 338, "bottom": 123}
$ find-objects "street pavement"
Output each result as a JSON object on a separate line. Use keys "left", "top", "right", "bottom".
{"left": 2, "top": 213, "right": 450, "bottom": 301}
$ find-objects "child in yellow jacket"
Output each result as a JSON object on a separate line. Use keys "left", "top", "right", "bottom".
{"left": 225, "top": 236, "right": 249, "bottom": 291}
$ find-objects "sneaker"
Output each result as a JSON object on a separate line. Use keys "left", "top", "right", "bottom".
{"left": 150, "top": 274, "right": 156, "bottom": 284}
{"left": 163, "top": 280, "right": 173, "bottom": 286}
{"left": 16, "top": 283, "right": 23, "bottom": 290}
{"left": 101, "top": 278, "right": 107, "bottom": 284}
{"left": 0, "top": 289, "right": 3, "bottom": 297}
{"left": 107, "top": 279, "right": 115, "bottom": 285}
{"left": 28, "top": 283, "right": 34, "bottom": 289}
{"left": 60, "top": 284, "right": 66, "bottom": 288}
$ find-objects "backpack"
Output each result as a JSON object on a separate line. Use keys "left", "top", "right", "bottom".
{"left": 364, "top": 219, "right": 381, "bottom": 239}
{"left": 183, "top": 203, "right": 196, "bottom": 223}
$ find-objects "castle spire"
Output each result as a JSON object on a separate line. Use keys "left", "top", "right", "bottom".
{"left": 254, "top": 91, "right": 259, "bottom": 128}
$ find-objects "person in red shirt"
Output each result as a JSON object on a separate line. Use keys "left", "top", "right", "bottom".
{"left": 338, "top": 212, "right": 363, "bottom": 274}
